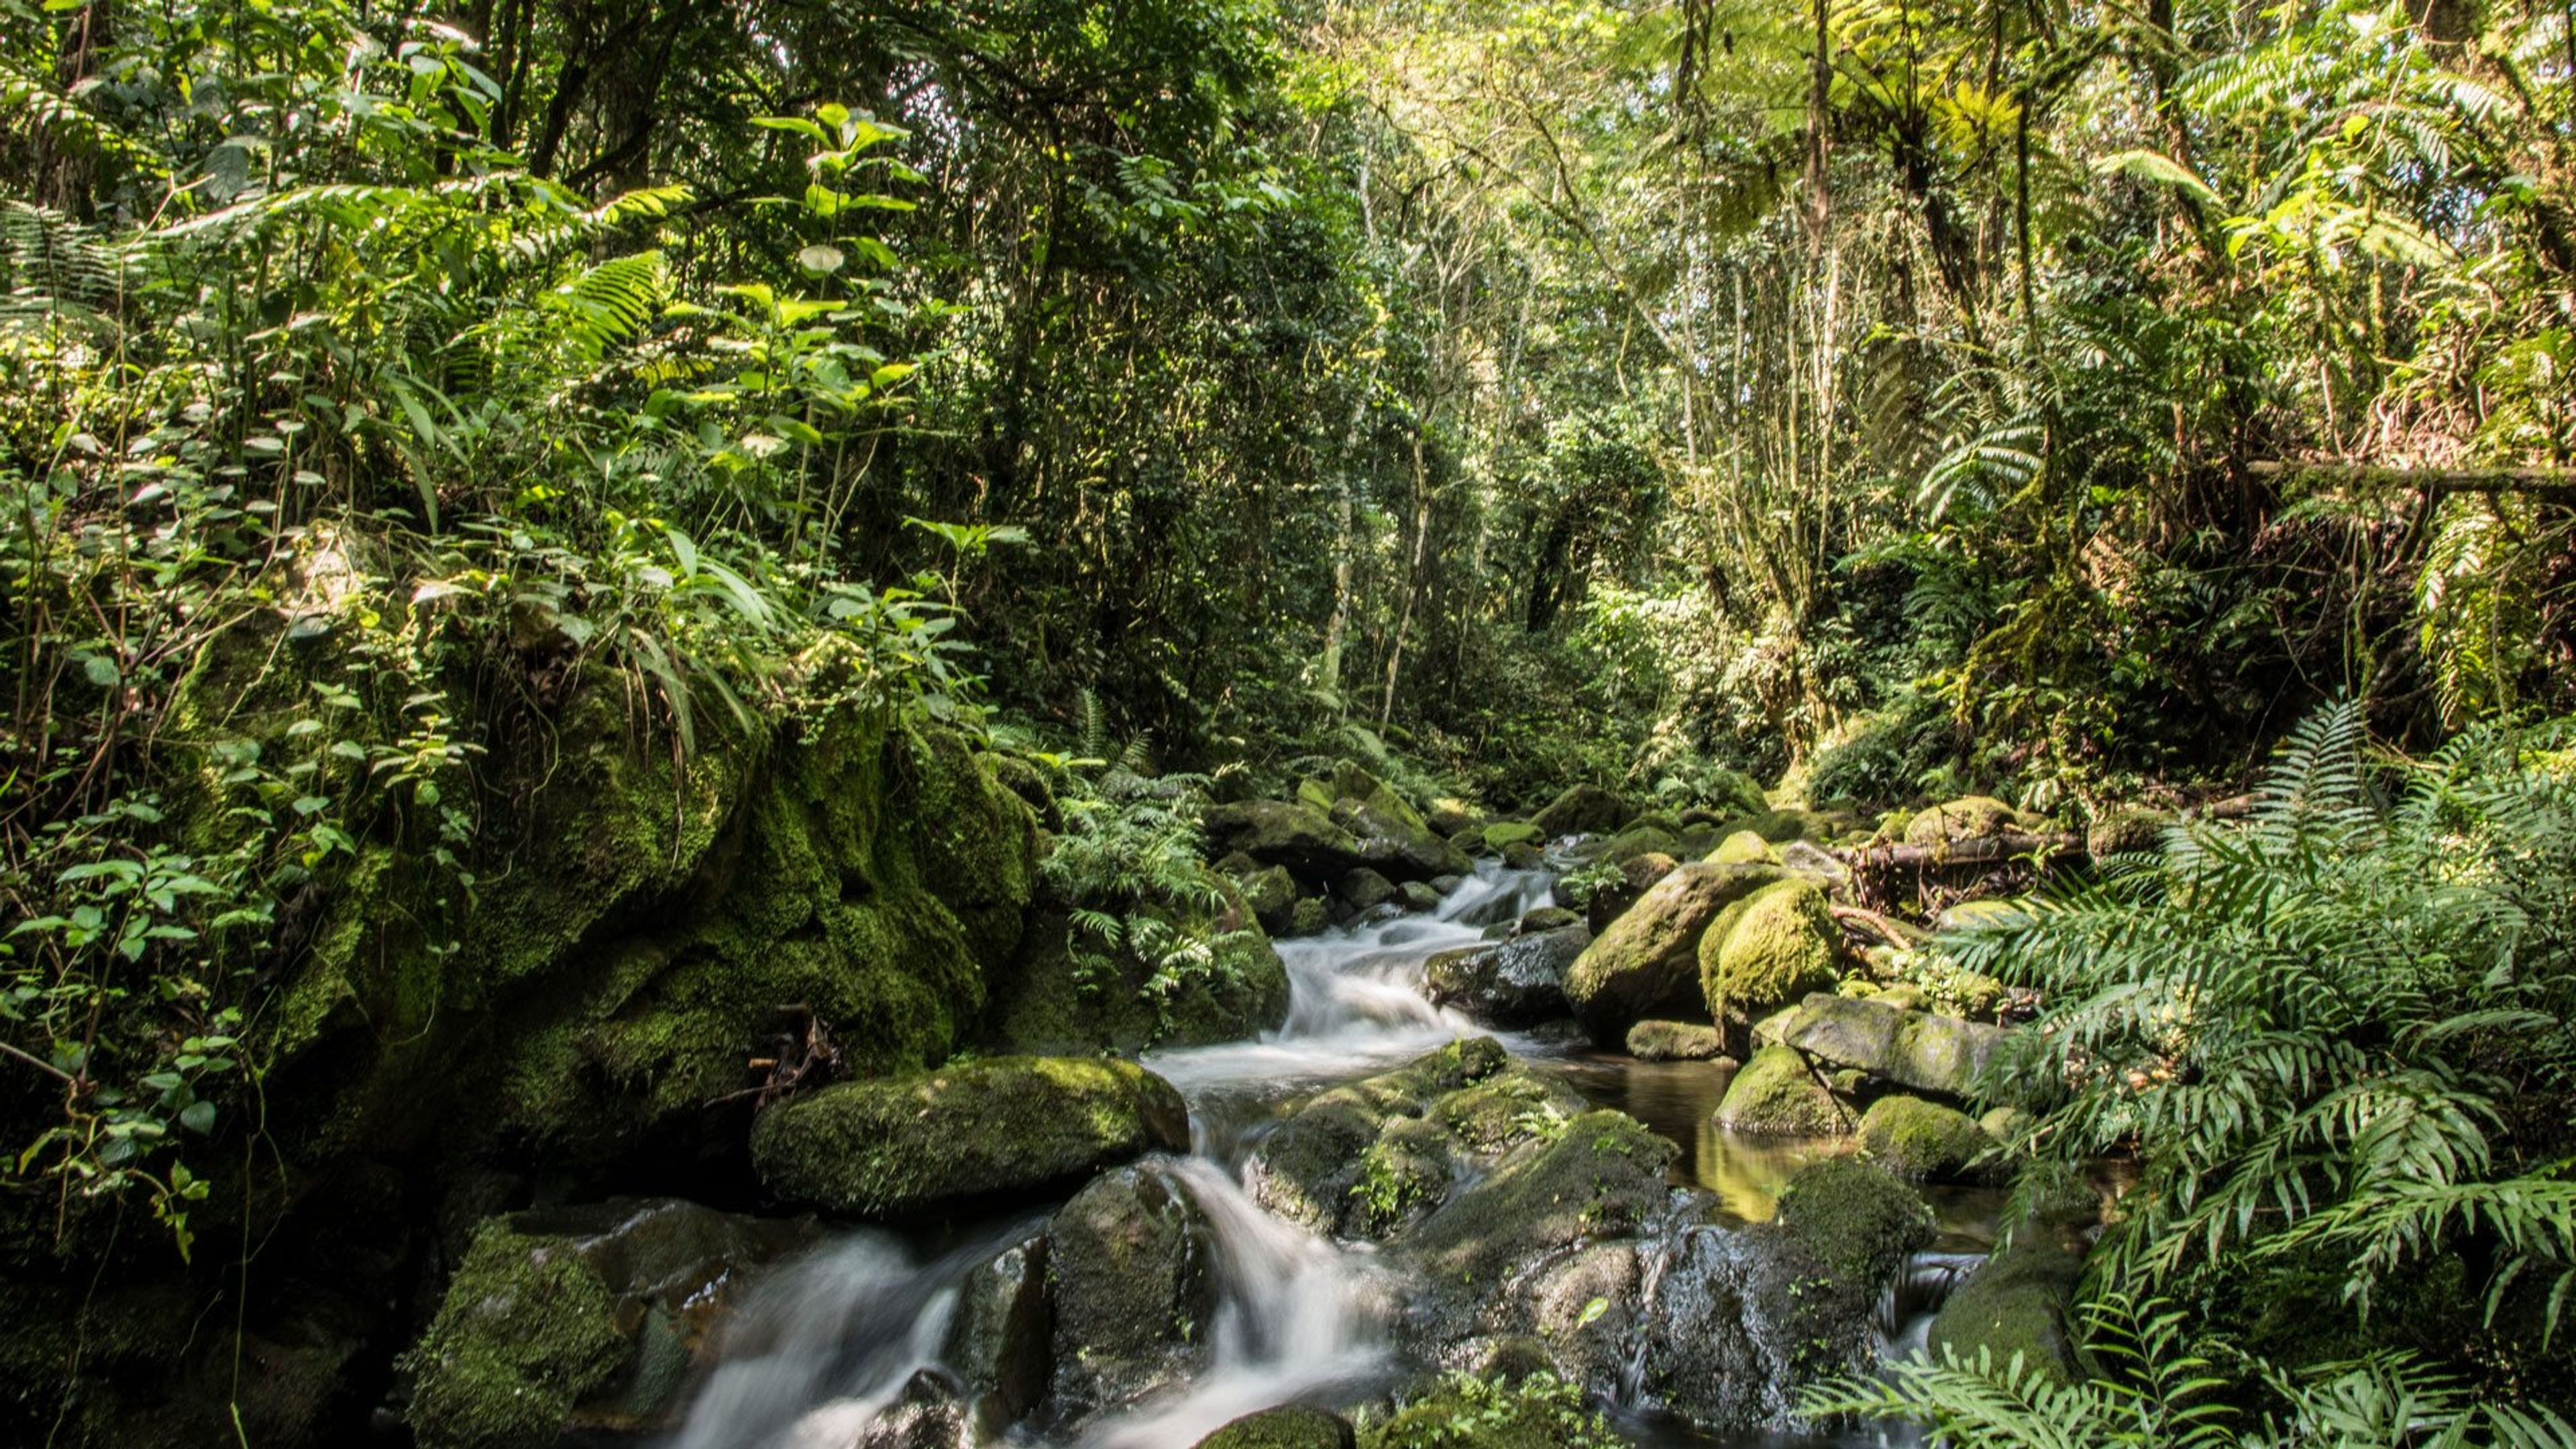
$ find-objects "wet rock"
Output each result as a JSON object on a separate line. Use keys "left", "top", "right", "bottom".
{"left": 1421, "top": 925, "right": 1589, "bottom": 1028}
{"left": 1285, "top": 898, "right": 1332, "bottom": 938}
{"left": 751, "top": 1057, "right": 1188, "bottom": 1219}
{"left": 1368, "top": 1373, "right": 1625, "bottom": 1446}
{"left": 1902, "top": 795, "right": 2021, "bottom": 846}
{"left": 1858, "top": 1095, "right": 1997, "bottom": 1182}
{"left": 1565, "top": 863, "right": 1783, "bottom": 1042}
{"left": 1250, "top": 1040, "right": 1582, "bottom": 1239}
{"left": 1532, "top": 784, "right": 1633, "bottom": 839}
{"left": 985, "top": 913, "right": 1292, "bottom": 1055}
{"left": 1713, "top": 1044, "right": 1853, "bottom": 1136}
{"left": 1046, "top": 1164, "right": 1219, "bottom": 1413}
{"left": 1426, "top": 799, "right": 1482, "bottom": 838}
{"left": 1234, "top": 864, "right": 1299, "bottom": 934}
{"left": 1517, "top": 906, "right": 1580, "bottom": 934}
{"left": 1625, "top": 1020, "right": 1729, "bottom": 1061}
{"left": 1927, "top": 1193, "right": 2095, "bottom": 1383}
{"left": 1777, "top": 840, "right": 1852, "bottom": 895}
{"left": 1195, "top": 1404, "right": 1356, "bottom": 1448}
{"left": 1204, "top": 798, "right": 1374, "bottom": 875}
{"left": 943, "top": 1234, "right": 1051, "bottom": 1425}
{"left": 1397, "top": 880, "right": 1442, "bottom": 912}
{"left": 1574, "top": 825, "right": 1680, "bottom": 866}
{"left": 1776, "top": 994, "right": 2007, "bottom": 1100}
{"left": 843, "top": 1368, "right": 972, "bottom": 1449}
{"left": 1341, "top": 867, "right": 1397, "bottom": 911}
{"left": 1771, "top": 1158, "right": 1935, "bottom": 1376}
{"left": 406, "top": 1200, "right": 816, "bottom": 1447}
{"left": 1499, "top": 842, "right": 1545, "bottom": 871}
{"left": 1697, "top": 877, "right": 1841, "bottom": 1033}
{"left": 1481, "top": 820, "right": 1542, "bottom": 852}
{"left": 1332, "top": 774, "right": 1476, "bottom": 880}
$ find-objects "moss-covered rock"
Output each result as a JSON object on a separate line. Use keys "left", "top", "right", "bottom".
{"left": 1927, "top": 1208, "right": 2091, "bottom": 1383}
{"left": 1199, "top": 1405, "right": 1358, "bottom": 1448}
{"left": 1713, "top": 1044, "right": 1851, "bottom": 1136}
{"left": 1285, "top": 898, "right": 1333, "bottom": 938}
{"left": 1360, "top": 1373, "right": 1626, "bottom": 1448}
{"left": 1517, "top": 906, "right": 1580, "bottom": 934}
{"left": 1858, "top": 1095, "right": 1996, "bottom": 1182}
{"left": 1771, "top": 1157, "right": 1936, "bottom": 1375}
{"left": 1707, "top": 830, "right": 1776, "bottom": 865}
{"left": 983, "top": 913, "right": 1292, "bottom": 1054}
{"left": 1566, "top": 863, "right": 1783, "bottom": 1042}
{"left": 1336, "top": 778, "right": 1475, "bottom": 880}
{"left": 750, "top": 1056, "right": 1187, "bottom": 1218}
{"left": 1422, "top": 926, "right": 1588, "bottom": 1028}
{"left": 1234, "top": 864, "right": 1299, "bottom": 932}
{"left": 1427, "top": 799, "right": 1481, "bottom": 837}
{"left": 2084, "top": 804, "right": 2167, "bottom": 858}
{"left": 1532, "top": 784, "right": 1632, "bottom": 839}
{"left": 1902, "top": 795, "right": 2021, "bottom": 846}
{"left": 1047, "top": 1163, "right": 1218, "bottom": 1415}
{"left": 1204, "top": 799, "right": 1373, "bottom": 875}
{"left": 1482, "top": 820, "right": 1542, "bottom": 852}
{"left": 1574, "top": 825, "right": 1680, "bottom": 866}
{"left": 1697, "top": 877, "right": 1841, "bottom": 1032}
{"left": 1776, "top": 994, "right": 2007, "bottom": 1100}
{"left": 1341, "top": 867, "right": 1397, "bottom": 911}
{"left": 1624, "top": 1020, "right": 1728, "bottom": 1061}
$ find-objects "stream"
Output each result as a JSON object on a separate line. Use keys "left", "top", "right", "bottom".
{"left": 661, "top": 863, "right": 1999, "bottom": 1448}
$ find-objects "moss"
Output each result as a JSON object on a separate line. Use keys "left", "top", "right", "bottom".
{"left": 1624, "top": 1020, "right": 1727, "bottom": 1061}
{"left": 1286, "top": 898, "right": 1332, "bottom": 936}
{"left": 1047, "top": 1163, "right": 1218, "bottom": 1411}
{"left": 750, "top": 1055, "right": 1187, "bottom": 1218}
{"left": 1902, "top": 795, "right": 2020, "bottom": 846}
{"left": 2084, "top": 804, "right": 2167, "bottom": 858}
{"left": 1531, "top": 784, "right": 1631, "bottom": 839}
{"left": 1482, "top": 820, "right": 1542, "bottom": 851}
{"left": 1698, "top": 877, "right": 1841, "bottom": 1028}
{"left": 1927, "top": 1214, "right": 2087, "bottom": 1384}
{"left": 405, "top": 1222, "right": 629, "bottom": 1449}
{"left": 1771, "top": 1156, "right": 1935, "bottom": 1378}
{"left": 1713, "top": 1044, "right": 1851, "bottom": 1136}
{"left": 1857, "top": 1095, "right": 1996, "bottom": 1181}
{"left": 1566, "top": 863, "right": 1782, "bottom": 1042}
{"left": 1403, "top": 1110, "right": 1676, "bottom": 1285}
{"left": 1707, "top": 829, "right": 1776, "bottom": 865}
{"left": 1347, "top": 1117, "right": 1455, "bottom": 1239}
{"left": 1360, "top": 1373, "right": 1626, "bottom": 1448}
{"left": 1199, "top": 1405, "right": 1357, "bottom": 1448}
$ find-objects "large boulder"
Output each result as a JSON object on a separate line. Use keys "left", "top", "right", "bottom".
{"left": 1422, "top": 925, "right": 1589, "bottom": 1028}
{"left": 1708, "top": 830, "right": 1776, "bottom": 865}
{"left": 1697, "top": 877, "right": 1842, "bottom": 1034}
{"left": 1902, "top": 795, "right": 2021, "bottom": 846}
{"left": 1340, "top": 867, "right": 1397, "bottom": 912}
{"left": 1625, "top": 1020, "right": 1728, "bottom": 1061}
{"left": 1334, "top": 775, "right": 1474, "bottom": 881}
{"left": 1481, "top": 820, "right": 1542, "bottom": 853}
{"left": 1713, "top": 1044, "right": 1852, "bottom": 1136}
{"left": 1776, "top": 994, "right": 2007, "bottom": 1100}
{"left": 750, "top": 1057, "right": 1188, "bottom": 1218}
{"left": 1532, "top": 784, "right": 1631, "bottom": 839}
{"left": 943, "top": 1233, "right": 1051, "bottom": 1425}
{"left": 1195, "top": 1405, "right": 1356, "bottom": 1448}
{"left": 406, "top": 1201, "right": 817, "bottom": 1448}
{"left": 1202, "top": 800, "right": 1372, "bottom": 875}
{"left": 1046, "top": 1163, "right": 1220, "bottom": 1414}
{"left": 1232, "top": 863, "right": 1299, "bottom": 934}
{"left": 985, "top": 914, "right": 1293, "bottom": 1055}
{"left": 1858, "top": 1095, "right": 1997, "bottom": 1182}
{"left": 1927, "top": 1195, "right": 2096, "bottom": 1383}
{"left": 1566, "top": 863, "right": 1783, "bottom": 1042}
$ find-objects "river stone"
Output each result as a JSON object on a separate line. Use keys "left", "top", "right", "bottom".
{"left": 1426, "top": 798, "right": 1481, "bottom": 837}
{"left": 1482, "top": 820, "right": 1542, "bottom": 851}
{"left": 1500, "top": 841, "right": 1545, "bottom": 871}
{"left": 1234, "top": 864, "right": 1297, "bottom": 933}
{"left": 1046, "top": 1163, "right": 1219, "bottom": 1414}
{"left": 943, "top": 1233, "right": 1051, "bottom": 1424}
{"left": 751, "top": 1057, "right": 1187, "bottom": 1219}
{"left": 1625, "top": 1020, "right": 1729, "bottom": 1061}
{"left": 1397, "top": 879, "right": 1442, "bottom": 912}
{"left": 840, "top": 1368, "right": 972, "bottom": 1448}
{"left": 1517, "top": 906, "right": 1579, "bottom": 934}
{"left": 1566, "top": 863, "right": 1784, "bottom": 1042}
{"left": 1340, "top": 866, "right": 1396, "bottom": 911}
{"left": 1777, "top": 994, "right": 2007, "bottom": 1100}
{"left": 1284, "top": 897, "right": 1332, "bottom": 938}
{"left": 1698, "top": 877, "right": 1841, "bottom": 1032}
{"left": 406, "top": 1200, "right": 818, "bottom": 1448}
{"left": 1296, "top": 777, "right": 1338, "bottom": 813}
{"left": 1902, "top": 795, "right": 2020, "bottom": 846}
{"left": 1708, "top": 829, "right": 1775, "bottom": 865}
{"left": 1333, "top": 777, "right": 1475, "bottom": 880}
{"left": 1532, "top": 783, "right": 1631, "bottom": 838}
{"left": 1201, "top": 799, "right": 1375, "bottom": 875}
{"left": 1928, "top": 1192, "right": 2096, "bottom": 1384}
{"left": 1194, "top": 1404, "right": 1356, "bottom": 1448}
{"left": 1713, "top": 1044, "right": 1853, "bottom": 1136}
{"left": 1859, "top": 1095, "right": 1996, "bottom": 1182}
{"left": 1422, "top": 924, "right": 1589, "bottom": 1028}
{"left": 1772, "top": 1158, "right": 1937, "bottom": 1376}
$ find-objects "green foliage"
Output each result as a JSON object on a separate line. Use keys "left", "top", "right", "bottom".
{"left": 1947, "top": 702, "right": 2576, "bottom": 1397}
{"left": 1359, "top": 1371, "right": 1626, "bottom": 1448}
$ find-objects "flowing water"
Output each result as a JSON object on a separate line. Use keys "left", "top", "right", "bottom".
{"left": 663, "top": 863, "right": 1995, "bottom": 1448}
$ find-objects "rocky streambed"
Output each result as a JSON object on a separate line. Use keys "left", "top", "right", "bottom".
{"left": 402, "top": 842, "right": 2081, "bottom": 1448}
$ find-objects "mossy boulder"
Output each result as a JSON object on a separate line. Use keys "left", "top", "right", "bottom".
{"left": 1518, "top": 906, "right": 1580, "bottom": 934}
{"left": 1285, "top": 898, "right": 1333, "bottom": 938}
{"left": 1902, "top": 795, "right": 2021, "bottom": 845}
{"left": 1426, "top": 799, "right": 1482, "bottom": 837}
{"left": 1047, "top": 1163, "right": 1220, "bottom": 1414}
{"left": 1776, "top": 994, "right": 2007, "bottom": 1100}
{"left": 1625, "top": 1020, "right": 1728, "bottom": 1061}
{"left": 1334, "top": 776, "right": 1477, "bottom": 880}
{"left": 1531, "top": 784, "right": 1631, "bottom": 839}
{"left": 1199, "top": 1405, "right": 1358, "bottom": 1448}
{"left": 1565, "top": 863, "right": 1783, "bottom": 1042}
{"left": 984, "top": 913, "right": 1292, "bottom": 1054}
{"left": 1697, "top": 877, "right": 1841, "bottom": 1032}
{"left": 1574, "top": 824, "right": 1680, "bottom": 866}
{"left": 2085, "top": 804, "right": 2168, "bottom": 858}
{"left": 1203, "top": 799, "right": 1373, "bottom": 875}
{"left": 1858, "top": 1095, "right": 1997, "bottom": 1182}
{"left": 1771, "top": 1157, "right": 1937, "bottom": 1373}
{"left": 1398, "top": 879, "right": 1442, "bottom": 912}
{"left": 1927, "top": 1205, "right": 2093, "bottom": 1384}
{"left": 1360, "top": 1374, "right": 1623, "bottom": 1448}
{"left": 1422, "top": 925, "right": 1589, "bottom": 1028}
{"left": 1234, "top": 864, "right": 1299, "bottom": 932}
{"left": 1341, "top": 867, "right": 1397, "bottom": 911}
{"left": 1481, "top": 820, "right": 1542, "bottom": 852}
{"left": 1713, "top": 1044, "right": 1851, "bottom": 1136}
{"left": 405, "top": 1200, "right": 816, "bottom": 1448}
{"left": 749, "top": 1056, "right": 1187, "bottom": 1219}
{"left": 1708, "top": 830, "right": 1776, "bottom": 865}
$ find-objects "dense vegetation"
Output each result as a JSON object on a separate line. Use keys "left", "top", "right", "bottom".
{"left": 3, "top": 0, "right": 2571, "bottom": 1442}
